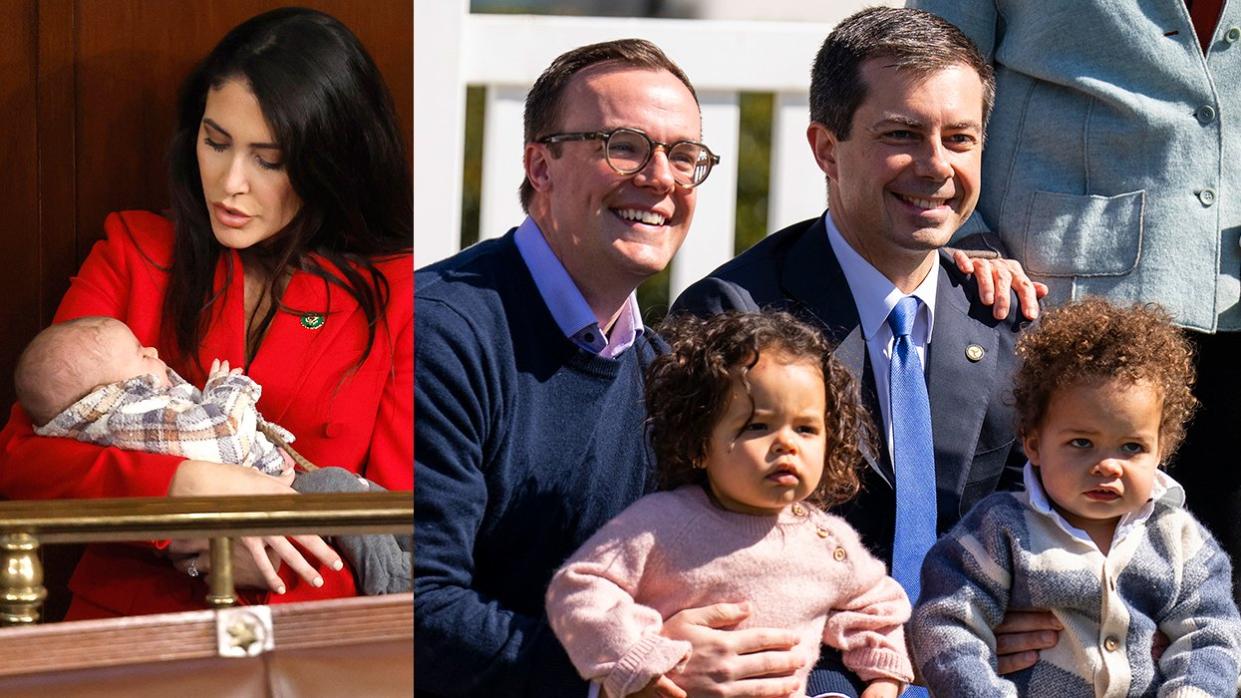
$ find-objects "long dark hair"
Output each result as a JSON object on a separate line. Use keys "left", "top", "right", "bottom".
{"left": 165, "top": 7, "right": 410, "bottom": 367}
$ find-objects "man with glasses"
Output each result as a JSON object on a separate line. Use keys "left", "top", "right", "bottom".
{"left": 537, "top": 128, "right": 719, "bottom": 191}
{"left": 416, "top": 40, "right": 808, "bottom": 697}
{"left": 674, "top": 10, "right": 1045, "bottom": 695}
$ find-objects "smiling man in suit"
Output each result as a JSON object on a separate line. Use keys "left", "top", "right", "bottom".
{"left": 674, "top": 9, "right": 1038, "bottom": 694}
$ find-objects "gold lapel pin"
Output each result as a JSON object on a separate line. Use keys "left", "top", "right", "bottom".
{"left": 301, "top": 312, "right": 326, "bottom": 330}
{"left": 965, "top": 344, "right": 985, "bottom": 362}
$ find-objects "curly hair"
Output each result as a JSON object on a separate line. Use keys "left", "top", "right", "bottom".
{"left": 646, "top": 311, "right": 876, "bottom": 509}
{"left": 1013, "top": 298, "right": 1198, "bottom": 461}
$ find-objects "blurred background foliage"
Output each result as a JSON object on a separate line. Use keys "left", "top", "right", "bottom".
{"left": 458, "top": 90, "right": 775, "bottom": 326}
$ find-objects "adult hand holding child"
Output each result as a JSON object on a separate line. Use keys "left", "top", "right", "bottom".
{"left": 660, "top": 601, "right": 804, "bottom": 697}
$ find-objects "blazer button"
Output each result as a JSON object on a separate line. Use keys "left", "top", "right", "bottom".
{"left": 1197, "top": 188, "right": 1217, "bottom": 207}
{"left": 1227, "top": 26, "right": 1241, "bottom": 43}
{"left": 323, "top": 422, "right": 345, "bottom": 438}
{"left": 1195, "top": 105, "right": 1216, "bottom": 125}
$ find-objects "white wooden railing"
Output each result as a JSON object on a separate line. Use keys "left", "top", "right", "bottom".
{"left": 414, "top": 0, "right": 893, "bottom": 297}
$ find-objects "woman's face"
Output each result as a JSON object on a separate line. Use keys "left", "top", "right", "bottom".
{"left": 197, "top": 78, "right": 302, "bottom": 249}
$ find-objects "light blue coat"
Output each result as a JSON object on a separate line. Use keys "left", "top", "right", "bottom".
{"left": 911, "top": 0, "right": 1241, "bottom": 332}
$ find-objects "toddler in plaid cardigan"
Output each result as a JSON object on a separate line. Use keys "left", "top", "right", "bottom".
{"left": 909, "top": 299, "right": 1241, "bottom": 696}
{"left": 14, "top": 315, "right": 409, "bottom": 595}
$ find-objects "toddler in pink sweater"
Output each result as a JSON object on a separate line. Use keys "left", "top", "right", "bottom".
{"left": 546, "top": 311, "right": 914, "bottom": 698}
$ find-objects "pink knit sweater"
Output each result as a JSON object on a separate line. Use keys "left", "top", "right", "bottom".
{"left": 546, "top": 486, "right": 914, "bottom": 697}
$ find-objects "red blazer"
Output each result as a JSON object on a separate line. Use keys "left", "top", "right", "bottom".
{"left": 0, "top": 211, "right": 412, "bottom": 618}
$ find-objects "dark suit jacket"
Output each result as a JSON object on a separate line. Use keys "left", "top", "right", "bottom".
{"left": 673, "top": 215, "right": 1026, "bottom": 565}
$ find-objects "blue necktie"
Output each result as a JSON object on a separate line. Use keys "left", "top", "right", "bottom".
{"left": 888, "top": 297, "right": 936, "bottom": 698}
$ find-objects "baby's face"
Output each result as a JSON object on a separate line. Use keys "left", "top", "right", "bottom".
{"left": 1023, "top": 378, "right": 1163, "bottom": 541}
{"left": 94, "top": 320, "right": 171, "bottom": 389}
{"left": 702, "top": 353, "right": 827, "bottom": 515}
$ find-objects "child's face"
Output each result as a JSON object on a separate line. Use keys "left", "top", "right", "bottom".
{"left": 96, "top": 321, "right": 171, "bottom": 389}
{"left": 704, "top": 353, "right": 827, "bottom": 515}
{"left": 1023, "top": 378, "right": 1163, "bottom": 542}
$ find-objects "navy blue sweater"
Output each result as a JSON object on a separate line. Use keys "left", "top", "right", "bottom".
{"left": 414, "top": 232, "right": 659, "bottom": 696}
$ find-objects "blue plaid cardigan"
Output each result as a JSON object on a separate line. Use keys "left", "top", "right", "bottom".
{"left": 909, "top": 471, "right": 1241, "bottom": 697}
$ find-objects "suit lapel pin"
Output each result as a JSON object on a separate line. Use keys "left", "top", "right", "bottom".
{"left": 965, "top": 344, "right": 985, "bottom": 362}
{"left": 301, "top": 312, "right": 326, "bottom": 330}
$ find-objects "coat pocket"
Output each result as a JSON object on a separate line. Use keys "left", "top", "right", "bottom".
{"left": 1020, "top": 189, "right": 1145, "bottom": 277}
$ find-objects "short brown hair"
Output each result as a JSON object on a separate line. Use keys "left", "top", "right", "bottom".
{"left": 519, "top": 38, "right": 698, "bottom": 211}
{"left": 809, "top": 7, "right": 995, "bottom": 140}
{"left": 15, "top": 316, "right": 119, "bottom": 426}
{"left": 1013, "top": 298, "right": 1198, "bottom": 462}
{"left": 647, "top": 311, "right": 875, "bottom": 509}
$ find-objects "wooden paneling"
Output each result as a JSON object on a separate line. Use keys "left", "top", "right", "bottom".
{"left": 72, "top": 0, "right": 413, "bottom": 261}
{"left": 0, "top": 1, "right": 41, "bottom": 414}
{"left": 37, "top": 0, "right": 78, "bottom": 342}
{"left": 0, "top": 0, "right": 412, "bottom": 418}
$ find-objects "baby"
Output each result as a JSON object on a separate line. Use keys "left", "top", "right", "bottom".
{"left": 18, "top": 316, "right": 292, "bottom": 474}
{"left": 910, "top": 298, "right": 1241, "bottom": 696}
{"left": 14, "top": 316, "right": 409, "bottom": 595}
{"left": 546, "top": 311, "right": 913, "bottom": 698}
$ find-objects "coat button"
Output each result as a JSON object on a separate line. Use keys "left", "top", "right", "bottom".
{"left": 833, "top": 547, "right": 847, "bottom": 561}
{"left": 1196, "top": 105, "right": 1217, "bottom": 125}
{"left": 1198, "top": 188, "right": 1217, "bottom": 206}
{"left": 1104, "top": 636, "right": 1119, "bottom": 652}
{"left": 965, "top": 344, "right": 985, "bottom": 362}
{"left": 817, "top": 527, "right": 829, "bottom": 538}
{"left": 792, "top": 504, "right": 807, "bottom": 517}
{"left": 1227, "top": 26, "right": 1241, "bottom": 43}
{"left": 323, "top": 422, "right": 344, "bottom": 438}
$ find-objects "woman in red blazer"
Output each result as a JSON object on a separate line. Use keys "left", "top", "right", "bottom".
{"left": 0, "top": 8, "right": 411, "bottom": 618}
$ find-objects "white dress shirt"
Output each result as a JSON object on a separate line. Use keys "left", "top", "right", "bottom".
{"left": 825, "top": 211, "right": 938, "bottom": 472}
{"left": 1024, "top": 461, "right": 1171, "bottom": 550}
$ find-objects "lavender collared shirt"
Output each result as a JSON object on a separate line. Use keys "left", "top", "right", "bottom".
{"left": 514, "top": 217, "right": 643, "bottom": 358}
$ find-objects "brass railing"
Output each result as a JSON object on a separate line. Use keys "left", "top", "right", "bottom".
{"left": 0, "top": 492, "right": 412, "bottom": 625}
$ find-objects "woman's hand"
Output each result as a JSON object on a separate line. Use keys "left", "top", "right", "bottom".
{"left": 951, "top": 249, "right": 1049, "bottom": 320}
{"left": 166, "top": 459, "right": 343, "bottom": 592}
{"left": 171, "top": 535, "right": 343, "bottom": 593}
{"left": 168, "top": 459, "right": 298, "bottom": 497}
